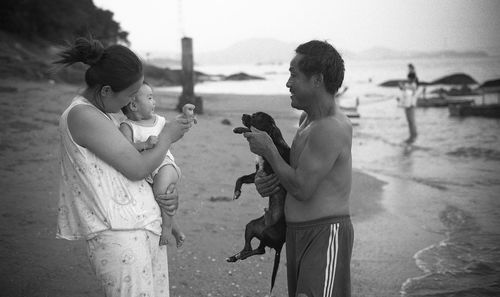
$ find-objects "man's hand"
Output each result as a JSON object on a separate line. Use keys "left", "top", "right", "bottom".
{"left": 243, "top": 127, "right": 275, "bottom": 158}
{"left": 255, "top": 170, "right": 281, "bottom": 197}
{"left": 155, "top": 184, "right": 178, "bottom": 215}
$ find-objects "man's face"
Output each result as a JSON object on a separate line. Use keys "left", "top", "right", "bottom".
{"left": 286, "top": 54, "right": 315, "bottom": 110}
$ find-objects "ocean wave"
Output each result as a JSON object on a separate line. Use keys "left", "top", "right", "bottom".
{"left": 446, "top": 147, "right": 500, "bottom": 161}
{"left": 401, "top": 206, "right": 500, "bottom": 297}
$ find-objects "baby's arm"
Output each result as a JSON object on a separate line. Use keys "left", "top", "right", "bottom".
{"left": 119, "top": 123, "right": 157, "bottom": 151}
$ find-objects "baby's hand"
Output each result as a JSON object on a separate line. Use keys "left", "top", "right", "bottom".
{"left": 181, "top": 103, "right": 197, "bottom": 124}
{"left": 146, "top": 136, "right": 158, "bottom": 148}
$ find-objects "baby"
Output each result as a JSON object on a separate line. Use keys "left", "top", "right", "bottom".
{"left": 120, "top": 82, "right": 196, "bottom": 246}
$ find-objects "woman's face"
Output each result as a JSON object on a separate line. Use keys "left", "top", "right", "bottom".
{"left": 105, "top": 76, "right": 144, "bottom": 113}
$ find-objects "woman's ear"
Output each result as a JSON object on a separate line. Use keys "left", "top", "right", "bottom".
{"left": 100, "top": 85, "right": 113, "bottom": 97}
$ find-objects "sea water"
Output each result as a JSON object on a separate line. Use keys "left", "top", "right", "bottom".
{"left": 159, "top": 55, "right": 500, "bottom": 296}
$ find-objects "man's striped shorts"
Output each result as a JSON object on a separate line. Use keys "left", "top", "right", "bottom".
{"left": 286, "top": 216, "right": 354, "bottom": 297}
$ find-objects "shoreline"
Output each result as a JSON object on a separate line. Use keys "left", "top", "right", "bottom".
{"left": 0, "top": 79, "right": 443, "bottom": 296}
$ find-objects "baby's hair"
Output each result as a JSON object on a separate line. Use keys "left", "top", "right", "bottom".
{"left": 121, "top": 81, "right": 152, "bottom": 115}
{"left": 54, "top": 36, "right": 143, "bottom": 103}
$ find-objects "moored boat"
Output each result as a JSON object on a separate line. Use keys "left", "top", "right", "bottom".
{"left": 449, "top": 103, "right": 500, "bottom": 118}
{"left": 448, "top": 78, "right": 500, "bottom": 118}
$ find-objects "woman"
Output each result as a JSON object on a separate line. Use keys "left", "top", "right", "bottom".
{"left": 399, "top": 63, "right": 419, "bottom": 144}
{"left": 55, "top": 37, "right": 191, "bottom": 297}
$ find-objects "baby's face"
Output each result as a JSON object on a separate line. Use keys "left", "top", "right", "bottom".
{"left": 135, "top": 84, "right": 155, "bottom": 118}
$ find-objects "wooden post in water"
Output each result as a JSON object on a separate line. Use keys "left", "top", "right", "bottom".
{"left": 177, "top": 37, "right": 203, "bottom": 113}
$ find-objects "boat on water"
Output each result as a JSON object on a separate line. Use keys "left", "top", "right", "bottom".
{"left": 448, "top": 79, "right": 500, "bottom": 118}
{"left": 417, "top": 96, "right": 474, "bottom": 107}
{"left": 336, "top": 86, "right": 360, "bottom": 118}
{"left": 417, "top": 83, "right": 479, "bottom": 107}
{"left": 340, "top": 106, "right": 360, "bottom": 118}
{"left": 449, "top": 102, "right": 500, "bottom": 118}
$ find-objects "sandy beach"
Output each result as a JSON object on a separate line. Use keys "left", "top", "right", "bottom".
{"left": 0, "top": 79, "right": 456, "bottom": 297}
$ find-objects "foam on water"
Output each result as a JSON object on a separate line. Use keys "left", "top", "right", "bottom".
{"left": 401, "top": 206, "right": 500, "bottom": 297}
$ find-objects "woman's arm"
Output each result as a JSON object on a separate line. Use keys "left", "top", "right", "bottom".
{"left": 68, "top": 105, "right": 187, "bottom": 180}
{"left": 118, "top": 123, "right": 156, "bottom": 151}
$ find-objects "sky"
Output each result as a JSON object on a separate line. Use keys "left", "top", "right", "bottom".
{"left": 93, "top": 0, "right": 500, "bottom": 56}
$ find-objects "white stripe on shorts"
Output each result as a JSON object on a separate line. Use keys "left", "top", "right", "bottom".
{"left": 323, "top": 223, "right": 339, "bottom": 297}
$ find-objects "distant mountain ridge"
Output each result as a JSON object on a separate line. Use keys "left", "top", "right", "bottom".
{"left": 196, "top": 38, "right": 297, "bottom": 65}
{"left": 179, "top": 38, "right": 491, "bottom": 66}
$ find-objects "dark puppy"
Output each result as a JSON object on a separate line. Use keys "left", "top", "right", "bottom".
{"left": 227, "top": 112, "right": 290, "bottom": 292}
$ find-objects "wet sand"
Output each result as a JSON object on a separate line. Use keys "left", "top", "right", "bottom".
{"left": 0, "top": 79, "right": 445, "bottom": 296}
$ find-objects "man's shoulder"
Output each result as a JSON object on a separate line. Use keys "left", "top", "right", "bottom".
{"left": 314, "top": 114, "right": 351, "bottom": 135}
{"left": 308, "top": 116, "right": 351, "bottom": 149}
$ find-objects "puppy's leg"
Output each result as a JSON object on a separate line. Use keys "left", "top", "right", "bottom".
{"left": 226, "top": 216, "right": 265, "bottom": 262}
{"left": 233, "top": 172, "right": 256, "bottom": 199}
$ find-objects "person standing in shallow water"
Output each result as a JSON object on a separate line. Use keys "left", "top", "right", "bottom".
{"left": 243, "top": 40, "right": 354, "bottom": 297}
{"left": 399, "top": 63, "right": 419, "bottom": 144}
{"left": 55, "top": 36, "right": 191, "bottom": 297}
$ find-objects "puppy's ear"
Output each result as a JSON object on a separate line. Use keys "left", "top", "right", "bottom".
{"left": 270, "top": 123, "right": 283, "bottom": 142}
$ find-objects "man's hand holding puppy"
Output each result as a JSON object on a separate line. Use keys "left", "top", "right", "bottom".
{"left": 244, "top": 127, "right": 282, "bottom": 197}
{"left": 243, "top": 127, "right": 275, "bottom": 158}
{"left": 255, "top": 169, "right": 281, "bottom": 197}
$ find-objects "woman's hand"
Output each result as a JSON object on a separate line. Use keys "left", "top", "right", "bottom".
{"left": 161, "top": 117, "right": 191, "bottom": 143}
{"left": 155, "top": 184, "right": 179, "bottom": 215}
{"left": 255, "top": 170, "right": 281, "bottom": 197}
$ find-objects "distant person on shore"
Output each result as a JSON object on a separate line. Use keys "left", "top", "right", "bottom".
{"left": 55, "top": 36, "right": 191, "bottom": 297}
{"left": 120, "top": 82, "right": 191, "bottom": 248}
{"left": 243, "top": 40, "right": 354, "bottom": 297}
{"left": 398, "top": 63, "right": 419, "bottom": 144}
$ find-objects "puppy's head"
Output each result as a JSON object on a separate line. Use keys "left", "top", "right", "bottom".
{"left": 234, "top": 112, "right": 283, "bottom": 143}
{"left": 242, "top": 112, "right": 276, "bottom": 134}
{"left": 234, "top": 111, "right": 290, "bottom": 164}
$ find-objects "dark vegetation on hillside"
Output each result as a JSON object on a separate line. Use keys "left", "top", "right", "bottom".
{"left": 0, "top": 0, "right": 183, "bottom": 86}
{"left": 0, "top": 0, "right": 129, "bottom": 46}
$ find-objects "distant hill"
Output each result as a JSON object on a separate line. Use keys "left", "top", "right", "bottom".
{"left": 193, "top": 39, "right": 490, "bottom": 65}
{"left": 197, "top": 38, "right": 297, "bottom": 65}
{"left": 354, "top": 47, "right": 489, "bottom": 60}
{"left": 0, "top": 30, "right": 184, "bottom": 86}
{"left": 0, "top": 0, "right": 129, "bottom": 46}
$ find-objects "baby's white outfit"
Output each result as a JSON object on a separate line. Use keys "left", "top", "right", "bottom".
{"left": 121, "top": 114, "right": 181, "bottom": 184}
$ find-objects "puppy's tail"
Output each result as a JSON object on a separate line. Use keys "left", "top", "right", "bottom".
{"left": 270, "top": 246, "right": 282, "bottom": 294}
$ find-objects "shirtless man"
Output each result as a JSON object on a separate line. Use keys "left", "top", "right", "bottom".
{"left": 243, "top": 40, "right": 353, "bottom": 297}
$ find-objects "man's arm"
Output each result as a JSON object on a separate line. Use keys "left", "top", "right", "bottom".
{"left": 246, "top": 120, "right": 347, "bottom": 201}
{"left": 268, "top": 121, "right": 345, "bottom": 201}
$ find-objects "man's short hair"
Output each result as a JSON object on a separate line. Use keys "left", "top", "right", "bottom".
{"left": 295, "top": 40, "right": 345, "bottom": 95}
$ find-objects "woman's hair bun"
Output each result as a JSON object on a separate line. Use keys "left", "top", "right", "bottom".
{"left": 76, "top": 37, "right": 105, "bottom": 66}
{"left": 54, "top": 36, "right": 105, "bottom": 67}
